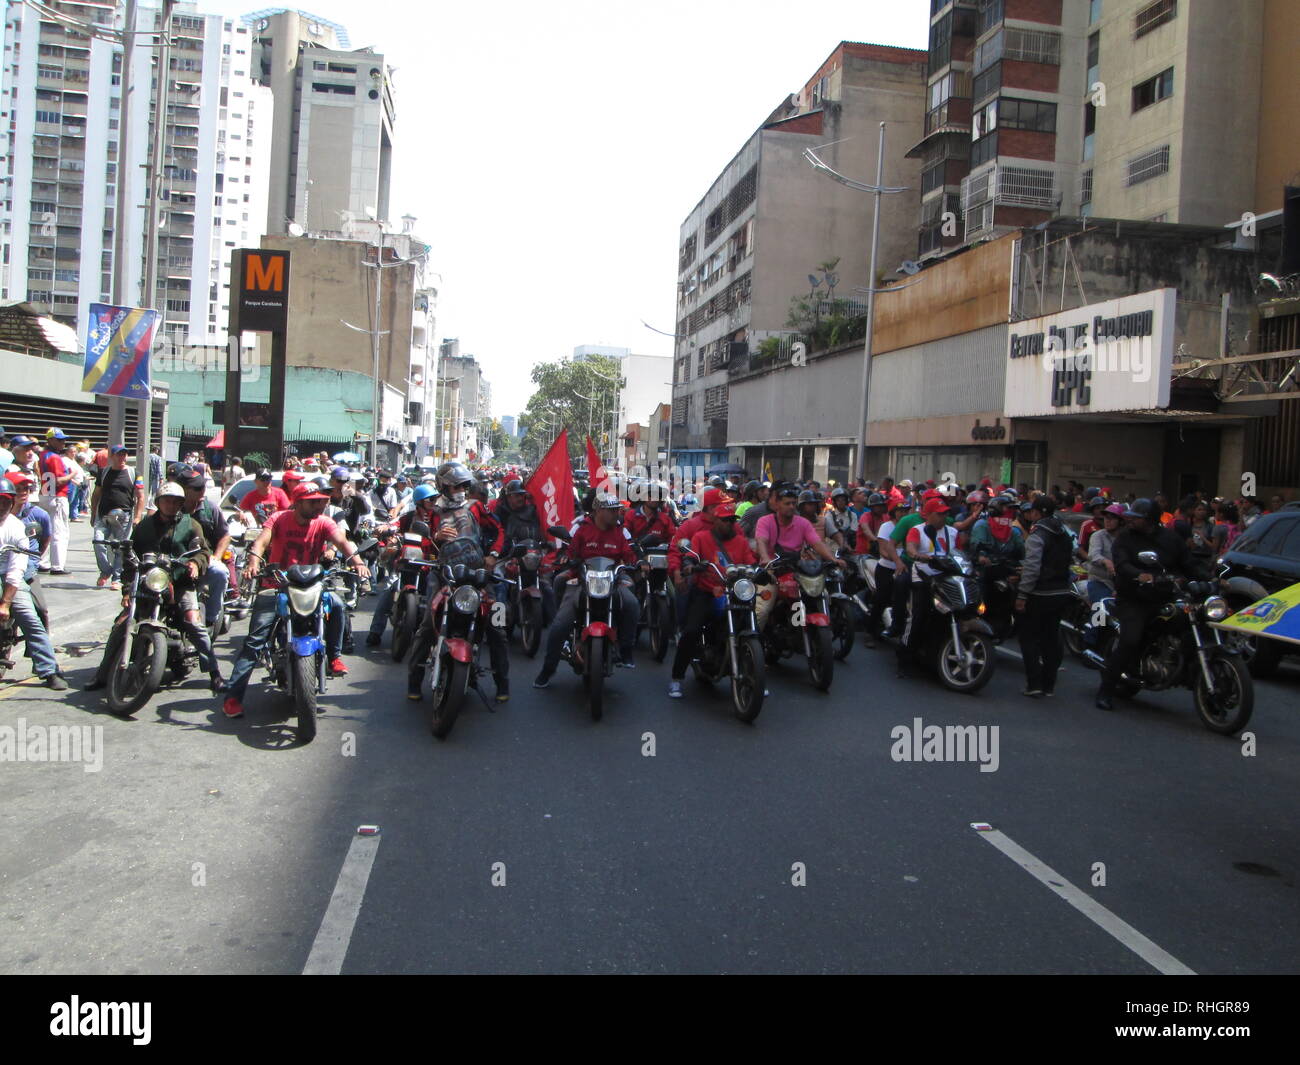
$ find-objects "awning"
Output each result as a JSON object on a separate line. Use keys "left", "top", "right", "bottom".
{"left": 206, "top": 429, "right": 225, "bottom": 449}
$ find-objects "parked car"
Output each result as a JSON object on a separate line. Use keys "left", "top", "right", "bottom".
{"left": 217, "top": 471, "right": 288, "bottom": 523}
{"left": 1217, "top": 508, "right": 1300, "bottom": 677}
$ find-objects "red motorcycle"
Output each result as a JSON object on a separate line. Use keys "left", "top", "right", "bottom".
{"left": 761, "top": 556, "right": 836, "bottom": 691}
{"left": 419, "top": 536, "right": 495, "bottom": 739}
{"left": 388, "top": 521, "right": 438, "bottom": 662}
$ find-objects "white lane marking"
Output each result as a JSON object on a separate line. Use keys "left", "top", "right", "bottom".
{"left": 303, "top": 833, "right": 381, "bottom": 975}
{"left": 971, "top": 825, "right": 1195, "bottom": 975}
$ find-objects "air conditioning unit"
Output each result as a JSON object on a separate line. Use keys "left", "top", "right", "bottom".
{"left": 307, "top": 21, "right": 322, "bottom": 36}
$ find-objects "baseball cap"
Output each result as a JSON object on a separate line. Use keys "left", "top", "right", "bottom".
{"left": 330, "top": 465, "right": 351, "bottom": 481}
{"left": 702, "top": 487, "right": 724, "bottom": 508}
{"left": 292, "top": 483, "right": 330, "bottom": 503}
{"left": 46, "top": 427, "right": 66, "bottom": 440}
{"left": 921, "top": 499, "right": 949, "bottom": 517}
{"left": 109, "top": 444, "right": 128, "bottom": 455}
{"left": 282, "top": 469, "right": 305, "bottom": 486}
{"left": 898, "top": 478, "right": 914, "bottom": 489}
{"left": 10, "top": 435, "right": 35, "bottom": 448}
{"left": 714, "top": 501, "right": 738, "bottom": 518}
{"left": 8, "top": 472, "right": 33, "bottom": 489}
{"left": 156, "top": 483, "right": 185, "bottom": 501}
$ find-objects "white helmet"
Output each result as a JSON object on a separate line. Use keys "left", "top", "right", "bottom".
{"left": 155, "top": 483, "right": 185, "bottom": 502}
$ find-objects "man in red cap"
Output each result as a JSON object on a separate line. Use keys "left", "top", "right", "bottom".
{"left": 896, "top": 497, "right": 960, "bottom": 677}
{"left": 667, "top": 486, "right": 725, "bottom": 587}
{"left": 221, "top": 482, "right": 369, "bottom": 718}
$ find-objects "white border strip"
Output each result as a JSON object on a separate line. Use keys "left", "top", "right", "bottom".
{"left": 972, "top": 824, "right": 1195, "bottom": 975}
{"left": 303, "top": 833, "right": 381, "bottom": 975}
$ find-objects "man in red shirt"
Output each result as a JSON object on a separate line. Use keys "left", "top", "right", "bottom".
{"left": 38, "top": 428, "right": 73, "bottom": 573}
{"left": 221, "top": 483, "right": 369, "bottom": 718}
{"left": 625, "top": 486, "right": 677, "bottom": 546}
{"left": 534, "top": 493, "right": 644, "bottom": 686}
{"left": 668, "top": 487, "right": 724, "bottom": 583}
{"left": 667, "top": 501, "right": 756, "bottom": 697}
{"left": 239, "top": 468, "right": 290, "bottom": 525}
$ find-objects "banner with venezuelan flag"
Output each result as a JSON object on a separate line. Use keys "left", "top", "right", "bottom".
{"left": 1212, "top": 582, "right": 1300, "bottom": 647}
{"left": 82, "top": 303, "right": 161, "bottom": 400}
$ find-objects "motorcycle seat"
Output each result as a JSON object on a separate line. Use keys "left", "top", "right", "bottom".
{"left": 287, "top": 563, "right": 323, "bottom": 586}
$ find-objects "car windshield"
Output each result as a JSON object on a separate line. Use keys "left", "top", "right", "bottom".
{"left": 224, "top": 475, "right": 282, "bottom": 507}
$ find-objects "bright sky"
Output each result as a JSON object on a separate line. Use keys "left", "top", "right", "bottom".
{"left": 203, "top": 0, "right": 929, "bottom": 419}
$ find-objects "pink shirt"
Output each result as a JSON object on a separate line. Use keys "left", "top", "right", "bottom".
{"left": 266, "top": 512, "right": 339, "bottom": 569}
{"left": 755, "top": 513, "right": 820, "bottom": 554}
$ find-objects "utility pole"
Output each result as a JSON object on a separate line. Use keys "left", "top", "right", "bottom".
{"left": 369, "top": 222, "right": 384, "bottom": 468}
{"left": 108, "top": 0, "right": 138, "bottom": 451}
{"left": 853, "top": 122, "right": 886, "bottom": 484}
{"left": 137, "top": 0, "right": 175, "bottom": 481}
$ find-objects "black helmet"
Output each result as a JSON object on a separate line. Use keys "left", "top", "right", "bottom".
{"left": 436, "top": 461, "right": 473, "bottom": 491}
{"left": 503, "top": 478, "right": 527, "bottom": 496}
{"left": 797, "top": 489, "right": 820, "bottom": 506}
{"left": 1123, "top": 497, "right": 1157, "bottom": 521}
{"left": 867, "top": 492, "right": 886, "bottom": 507}
{"left": 593, "top": 492, "right": 622, "bottom": 511}
{"left": 776, "top": 485, "right": 799, "bottom": 500}
{"left": 0, "top": 477, "right": 15, "bottom": 498}
{"left": 706, "top": 475, "right": 726, "bottom": 489}
{"left": 742, "top": 479, "right": 761, "bottom": 499}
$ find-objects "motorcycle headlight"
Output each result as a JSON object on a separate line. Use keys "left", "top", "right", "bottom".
{"left": 1202, "top": 596, "right": 1229, "bottom": 622}
{"left": 452, "top": 585, "right": 481, "bottom": 614}
{"left": 144, "top": 566, "right": 171, "bottom": 593}
{"left": 932, "top": 593, "right": 952, "bottom": 615}
{"left": 586, "top": 570, "right": 614, "bottom": 599}
{"left": 732, "top": 578, "right": 756, "bottom": 602}
{"left": 795, "top": 573, "right": 825, "bottom": 597}
{"left": 288, "top": 584, "right": 324, "bottom": 615}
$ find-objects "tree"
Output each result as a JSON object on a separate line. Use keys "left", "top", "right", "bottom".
{"left": 518, "top": 355, "right": 625, "bottom": 465}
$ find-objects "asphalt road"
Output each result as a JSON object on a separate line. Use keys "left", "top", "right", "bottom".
{"left": 1, "top": 595, "right": 1298, "bottom": 975}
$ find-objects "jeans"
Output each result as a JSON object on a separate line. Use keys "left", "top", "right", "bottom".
{"left": 7, "top": 583, "right": 58, "bottom": 677}
{"left": 1018, "top": 595, "right": 1068, "bottom": 693}
{"left": 671, "top": 588, "right": 720, "bottom": 680}
{"left": 205, "top": 563, "right": 229, "bottom": 627}
{"left": 541, "top": 578, "right": 640, "bottom": 673}
{"left": 93, "top": 513, "right": 132, "bottom": 580}
{"left": 225, "top": 589, "right": 345, "bottom": 702}
{"left": 369, "top": 577, "right": 399, "bottom": 637}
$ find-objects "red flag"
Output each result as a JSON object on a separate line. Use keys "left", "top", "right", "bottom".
{"left": 585, "top": 435, "right": 612, "bottom": 494}
{"left": 526, "top": 429, "right": 574, "bottom": 538}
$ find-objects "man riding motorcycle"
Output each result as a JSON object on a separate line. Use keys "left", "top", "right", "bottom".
{"left": 1095, "top": 497, "right": 1196, "bottom": 711}
{"left": 406, "top": 462, "right": 510, "bottom": 702}
{"left": 366, "top": 482, "right": 439, "bottom": 646}
{"left": 625, "top": 482, "right": 677, "bottom": 545}
{"left": 490, "top": 477, "right": 558, "bottom": 625}
{"left": 533, "top": 492, "right": 643, "bottom": 687}
{"left": 896, "top": 497, "right": 958, "bottom": 678}
{"left": 222, "top": 483, "right": 369, "bottom": 719}
{"left": 753, "top": 486, "right": 844, "bottom": 630}
{"left": 85, "top": 483, "right": 222, "bottom": 695}
{"left": 667, "top": 501, "right": 757, "bottom": 698}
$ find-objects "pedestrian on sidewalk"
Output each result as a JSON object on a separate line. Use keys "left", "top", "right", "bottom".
{"left": 10, "top": 473, "right": 51, "bottom": 634}
{"left": 1015, "top": 496, "right": 1074, "bottom": 698}
{"left": 147, "top": 444, "right": 164, "bottom": 505}
{"left": 8, "top": 434, "right": 38, "bottom": 477}
{"left": 0, "top": 478, "right": 67, "bottom": 689}
{"left": 91, "top": 445, "right": 144, "bottom": 589}
{"left": 64, "top": 442, "right": 89, "bottom": 522}
{"left": 38, "top": 428, "right": 73, "bottom": 574}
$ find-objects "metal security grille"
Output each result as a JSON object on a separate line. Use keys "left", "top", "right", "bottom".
{"left": 1003, "top": 28, "right": 1061, "bottom": 65}
{"left": 1080, "top": 168, "right": 1094, "bottom": 205}
{"left": 961, "top": 169, "right": 992, "bottom": 214}
{"left": 703, "top": 385, "right": 728, "bottom": 420}
{"left": 1127, "top": 145, "right": 1170, "bottom": 186}
{"left": 997, "top": 165, "right": 1055, "bottom": 209}
{"left": 1135, "top": 0, "right": 1177, "bottom": 37}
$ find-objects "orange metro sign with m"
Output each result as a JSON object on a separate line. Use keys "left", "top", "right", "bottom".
{"left": 235, "top": 248, "right": 290, "bottom": 332}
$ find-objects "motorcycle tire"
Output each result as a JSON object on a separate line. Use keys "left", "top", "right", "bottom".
{"left": 648, "top": 594, "right": 670, "bottom": 663}
{"left": 107, "top": 629, "right": 167, "bottom": 716}
{"left": 292, "top": 652, "right": 319, "bottom": 743}
{"left": 808, "top": 626, "right": 834, "bottom": 691}
{"left": 831, "top": 601, "right": 855, "bottom": 661}
{"left": 0, "top": 624, "right": 16, "bottom": 681}
{"left": 391, "top": 590, "right": 418, "bottom": 663}
{"left": 585, "top": 635, "right": 607, "bottom": 721}
{"left": 1062, "top": 606, "right": 1088, "bottom": 659}
{"left": 430, "top": 653, "right": 470, "bottom": 739}
{"left": 936, "top": 631, "right": 994, "bottom": 694}
{"left": 1194, "top": 653, "right": 1254, "bottom": 736}
{"left": 520, "top": 597, "right": 541, "bottom": 658}
{"left": 731, "top": 634, "right": 765, "bottom": 723}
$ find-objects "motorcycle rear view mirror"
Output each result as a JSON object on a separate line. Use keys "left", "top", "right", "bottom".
{"left": 1138, "top": 551, "right": 1160, "bottom": 566}
{"left": 411, "top": 520, "right": 432, "bottom": 537}
{"left": 548, "top": 525, "right": 572, "bottom": 542}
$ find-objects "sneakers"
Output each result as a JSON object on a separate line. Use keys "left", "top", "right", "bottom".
{"left": 1021, "top": 687, "right": 1044, "bottom": 699}
{"left": 42, "top": 673, "right": 68, "bottom": 691}
{"left": 328, "top": 657, "right": 348, "bottom": 677}
{"left": 96, "top": 576, "right": 110, "bottom": 589}
{"left": 495, "top": 677, "right": 510, "bottom": 703}
{"left": 1095, "top": 687, "right": 1114, "bottom": 711}
{"left": 222, "top": 697, "right": 244, "bottom": 719}
{"left": 616, "top": 656, "right": 635, "bottom": 669}
{"left": 365, "top": 631, "right": 382, "bottom": 648}
{"left": 667, "top": 680, "right": 683, "bottom": 699}
{"left": 532, "top": 668, "right": 553, "bottom": 689}
{"left": 109, "top": 581, "right": 121, "bottom": 592}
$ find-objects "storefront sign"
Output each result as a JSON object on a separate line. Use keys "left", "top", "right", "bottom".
{"left": 1004, "top": 289, "right": 1175, "bottom": 417}
{"left": 970, "top": 418, "right": 1007, "bottom": 441}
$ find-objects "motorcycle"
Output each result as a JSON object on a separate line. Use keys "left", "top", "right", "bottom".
{"left": 913, "top": 552, "right": 997, "bottom": 693}
{"left": 548, "top": 524, "right": 633, "bottom": 721}
{"left": 418, "top": 536, "right": 495, "bottom": 740}
{"left": 356, "top": 515, "right": 387, "bottom": 593}
{"left": 1059, "top": 565, "right": 1117, "bottom": 664}
{"left": 760, "top": 555, "right": 837, "bottom": 692}
{"left": 677, "top": 544, "right": 765, "bottom": 722}
{"left": 1084, "top": 553, "right": 1252, "bottom": 735}
{"left": 977, "top": 554, "right": 1021, "bottom": 642}
{"left": 632, "top": 533, "right": 674, "bottom": 662}
{"left": 105, "top": 544, "right": 208, "bottom": 716}
{"left": 496, "top": 537, "right": 547, "bottom": 657}
{"left": 824, "top": 551, "right": 857, "bottom": 661}
{"left": 387, "top": 521, "right": 438, "bottom": 662}
{"left": 258, "top": 540, "right": 375, "bottom": 743}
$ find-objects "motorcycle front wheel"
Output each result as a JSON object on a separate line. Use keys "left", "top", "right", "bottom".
{"left": 831, "top": 600, "right": 855, "bottom": 661}
{"left": 430, "top": 653, "right": 470, "bottom": 739}
{"left": 731, "top": 635, "right": 765, "bottom": 723}
{"left": 107, "top": 629, "right": 167, "bottom": 716}
{"left": 1194, "top": 653, "right": 1254, "bottom": 735}
{"left": 585, "top": 635, "right": 607, "bottom": 721}
{"left": 648, "top": 594, "right": 670, "bottom": 663}
{"left": 520, "top": 597, "right": 542, "bottom": 657}
{"left": 292, "top": 652, "right": 319, "bottom": 743}
{"left": 936, "top": 631, "right": 994, "bottom": 693}
{"left": 391, "top": 590, "right": 418, "bottom": 663}
{"left": 807, "top": 626, "right": 834, "bottom": 691}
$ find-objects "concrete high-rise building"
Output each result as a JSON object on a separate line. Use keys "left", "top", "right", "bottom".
{"left": 500, "top": 415, "right": 516, "bottom": 437}
{"left": 0, "top": 1, "right": 271, "bottom": 345}
{"left": 671, "top": 41, "right": 927, "bottom": 470}
{"left": 244, "top": 8, "right": 395, "bottom": 236}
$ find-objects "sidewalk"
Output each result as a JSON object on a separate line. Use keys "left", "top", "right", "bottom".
{"left": 27, "top": 518, "right": 129, "bottom": 669}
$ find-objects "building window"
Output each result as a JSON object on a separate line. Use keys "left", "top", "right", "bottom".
{"left": 703, "top": 385, "right": 728, "bottom": 420}
{"left": 1132, "top": 67, "right": 1174, "bottom": 112}
{"left": 998, "top": 96, "right": 1057, "bottom": 133}
{"left": 1090, "top": 0, "right": 1103, "bottom": 24}
{"left": 1135, "top": 0, "right": 1176, "bottom": 37}
{"left": 1080, "top": 168, "right": 1094, "bottom": 206}
{"left": 1086, "top": 31, "right": 1100, "bottom": 89}
{"left": 1126, "top": 145, "right": 1171, "bottom": 186}
{"left": 312, "top": 82, "right": 355, "bottom": 95}
{"left": 971, "top": 131, "right": 998, "bottom": 168}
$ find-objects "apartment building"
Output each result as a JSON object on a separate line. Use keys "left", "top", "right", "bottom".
{"left": 672, "top": 41, "right": 926, "bottom": 471}
{"left": 0, "top": 0, "right": 270, "bottom": 347}
{"left": 245, "top": 7, "right": 395, "bottom": 236}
